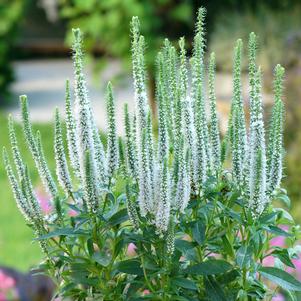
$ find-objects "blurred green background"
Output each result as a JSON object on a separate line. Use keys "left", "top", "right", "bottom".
{"left": 0, "top": 0, "right": 301, "bottom": 271}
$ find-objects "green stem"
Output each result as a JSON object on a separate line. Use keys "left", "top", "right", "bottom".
{"left": 140, "top": 252, "right": 156, "bottom": 293}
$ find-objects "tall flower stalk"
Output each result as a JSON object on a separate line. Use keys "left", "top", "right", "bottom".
{"left": 4, "top": 8, "right": 294, "bottom": 300}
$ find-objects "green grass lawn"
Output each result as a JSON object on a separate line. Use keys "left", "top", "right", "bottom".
{"left": 0, "top": 112, "right": 56, "bottom": 271}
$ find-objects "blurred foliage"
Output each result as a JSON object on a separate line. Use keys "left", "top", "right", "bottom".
{"left": 59, "top": 1, "right": 301, "bottom": 71}
{"left": 59, "top": 0, "right": 194, "bottom": 76}
{"left": 0, "top": 1, "right": 25, "bottom": 105}
{"left": 283, "top": 66, "right": 301, "bottom": 211}
{"left": 209, "top": 5, "right": 301, "bottom": 74}
{"left": 286, "top": 132, "right": 301, "bottom": 222}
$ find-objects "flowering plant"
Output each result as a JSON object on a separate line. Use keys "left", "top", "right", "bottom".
{"left": 4, "top": 8, "right": 301, "bottom": 301}
{"left": 0, "top": 270, "right": 16, "bottom": 301}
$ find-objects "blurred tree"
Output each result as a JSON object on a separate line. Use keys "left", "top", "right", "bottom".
{"left": 0, "top": 1, "right": 25, "bottom": 105}
{"left": 59, "top": 0, "right": 194, "bottom": 103}
{"left": 59, "top": 0, "right": 301, "bottom": 100}
{"left": 209, "top": 5, "right": 301, "bottom": 75}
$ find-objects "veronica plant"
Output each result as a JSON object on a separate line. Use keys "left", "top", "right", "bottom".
{"left": 4, "top": 7, "right": 301, "bottom": 301}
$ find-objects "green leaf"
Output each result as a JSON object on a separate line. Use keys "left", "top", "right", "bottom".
{"left": 275, "top": 208, "right": 295, "bottom": 224}
{"left": 287, "top": 290, "right": 297, "bottom": 301}
{"left": 116, "top": 259, "right": 143, "bottom": 275}
{"left": 114, "top": 238, "right": 125, "bottom": 258}
{"left": 272, "top": 249, "right": 295, "bottom": 268}
{"left": 275, "top": 194, "right": 291, "bottom": 208}
{"left": 169, "top": 297, "right": 191, "bottom": 301}
{"left": 92, "top": 251, "right": 111, "bottom": 267}
{"left": 36, "top": 228, "right": 88, "bottom": 240}
{"left": 265, "top": 225, "right": 292, "bottom": 237}
{"left": 236, "top": 245, "right": 253, "bottom": 268}
{"left": 175, "top": 239, "right": 195, "bottom": 253}
{"left": 108, "top": 208, "right": 128, "bottom": 227}
{"left": 226, "top": 209, "right": 242, "bottom": 223}
{"left": 222, "top": 235, "right": 234, "bottom": 257}
{"left": 204, "top": 276, "right": 227, "bottom": 301}
{"left": 259, "top": 211, "right": 278, "bottom": 224}
{"left": 185, "top": 260, "right": 232, "bottom": 275}
{"left": 259, "top": 267, "right": 301, "bottom": 291}
{"left": 172, "top": 277, "right": 198, "bottom": 291}
{"left": 86, "top": 238, "right": 94, "bottom": 256}
{"left": 192, "top": 220, "right": 205, "bottom": 246}
{"left": 217, "top": 269, "right": 240, "bottom": 285}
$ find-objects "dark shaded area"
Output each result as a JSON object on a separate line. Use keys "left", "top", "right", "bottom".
{"left": 0, "top": 266, "right": 55, "bottom": 301}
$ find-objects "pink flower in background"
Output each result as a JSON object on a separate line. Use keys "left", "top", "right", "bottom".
{"left": 270, "top": 236, "right": 286, "bottom": 248}
{"left": 292, "top": 258, "right": 301, "bottom": 281}
{"left": 182, "top": 234, "right": 192, "bottom": 242}
{"left": 0, "top": 270, "right": 16, "bottom": 301}
{"left": 0, "top": 270, "right": 15, "bottom": 291}
{"left": 272, "top": 294, "right": 285, "bottom": 301}
{"left": 0, "top": 292, "right": 7, "bottom": 301}
{"left": 35, "top": 188, "right": 52, "bottom": 214}
{"left": 287, "top": 255, "right": 301, "bottom": 281}
{"left": 127, "top": 243, "right": 137, "bottom": 257}
{"left": 142, "top": 289, "right": 150, "bottom": 296}
{"left": 261, "top": 224, "right": 301, "bottom": 282}
{"left": 262, "top": 255, "right": 275, "bottom": 267}
{"left": 68, "top": 209, "right": 78, "bottom": 217}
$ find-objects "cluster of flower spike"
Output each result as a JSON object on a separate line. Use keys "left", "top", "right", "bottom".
{"left": 4, "top": 8, "right": 285, "bottom": 248}
{"left": 125, "top": 7, "right": 285, "bottom": 225}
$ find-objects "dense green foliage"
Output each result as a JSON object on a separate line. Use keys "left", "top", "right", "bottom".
{"left": 209, "top": 5, "right": 301, "bottom": 73}
{"left": 60, "top": 0, "right": 193, "bottom": 75}
{"left": 0, "top": 1, "right": 24, "bottom": 105}
{"left": 4, "top": 7, "right": 301, "bottom": 301}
